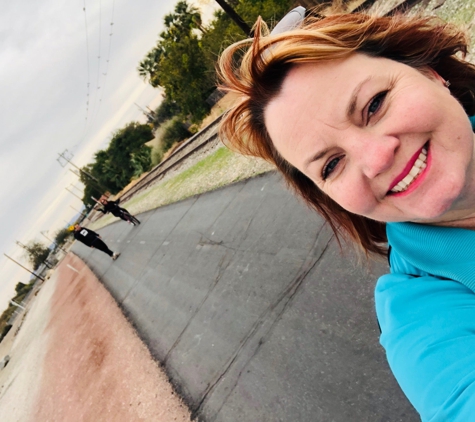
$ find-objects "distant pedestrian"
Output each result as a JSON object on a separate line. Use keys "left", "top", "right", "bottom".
{"left": 69, "top": 224, "right": 120, "bottom": 260}
{"left": 98, "top": 197, "right": 140, "bottom": 226}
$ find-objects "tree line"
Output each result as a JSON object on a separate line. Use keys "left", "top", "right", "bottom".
{"left": 80, "top": 122, "right": 154, "bottom": 207}
{"left": 23, "top": 228, "right": 72, "bottom": 272}
{"left": 78, "top": 0, "right": 293, "bottom": 208}
{"left": 139, "top": 0, "right": 293, "bottom": 123}
{"left": 0, "top": 224, "right": 73, "bottom": 342}
{"left": 0, "top": 281, "right": 36, "bottom": 342}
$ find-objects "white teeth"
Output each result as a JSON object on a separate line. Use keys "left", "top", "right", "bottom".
{"left": 401, "top": 173, "right": 413, "bottom": 185}
{"left": 415, "top": 158, "right": 424, "bottom": 167}
{"left": 390, "top": 147, "right": 428, "bottom": 193}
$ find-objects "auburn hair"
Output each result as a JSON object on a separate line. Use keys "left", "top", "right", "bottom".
{"left": 217, "top": 11, "right": 475, "bottom": 256}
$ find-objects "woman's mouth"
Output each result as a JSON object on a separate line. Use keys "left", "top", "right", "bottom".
{"left": 389, "top": 144, "right": 428, "bottom": 194}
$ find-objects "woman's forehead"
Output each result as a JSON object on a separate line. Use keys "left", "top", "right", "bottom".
{"left": 266, "top": 54, "right": 407, "bottom": 122}
{"left": 282, "top": 54, "right": 389, "bottom": 87}
{"left": 265, "top": 56, "right": 369, "bottom": 128}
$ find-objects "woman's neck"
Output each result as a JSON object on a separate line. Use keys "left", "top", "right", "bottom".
{"left": 434, "top": 214, "right": 475, "bottom": 230}
{"left": 432, "top": 211, "right": 475, "bottom": 230}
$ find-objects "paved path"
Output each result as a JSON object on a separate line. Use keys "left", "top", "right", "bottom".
{"left": 72, "top": 171, "right": 418, "bottom": 422}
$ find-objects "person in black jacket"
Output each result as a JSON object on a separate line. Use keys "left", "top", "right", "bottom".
{"left": 70, "top": 224, "right": 120, "bottom": 260}
{"left": 98, "top": 198, "right": 122, "bottom": 217}
{"left": 98, "top": 198, "right": 140, "bottom": 225}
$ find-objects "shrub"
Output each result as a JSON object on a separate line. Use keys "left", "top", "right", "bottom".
{"left": 161, "top": 118, "right": 191, "bottom": 153}
{"left": 0, "top": 324, "right": 12, "bottom": 342}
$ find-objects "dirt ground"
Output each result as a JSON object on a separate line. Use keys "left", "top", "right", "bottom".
{"left": 0, "top": 254, "right": 192, "bottom": 422}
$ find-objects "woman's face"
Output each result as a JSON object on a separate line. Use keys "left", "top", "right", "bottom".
{"left": 264, "top": 53, "right": 475, "bottom": 224}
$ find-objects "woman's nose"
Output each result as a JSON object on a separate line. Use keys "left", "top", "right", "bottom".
{"left": 351, "top": 132, "right": 399, "bottom": 179}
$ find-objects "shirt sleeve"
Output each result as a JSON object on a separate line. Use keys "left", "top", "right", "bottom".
{"left": 376, "top": 273, "right": 475, "bottom": 422}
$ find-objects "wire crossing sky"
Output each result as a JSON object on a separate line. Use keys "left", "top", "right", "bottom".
{"left": 0, "top": 0, "right": 216, "bottom": 312}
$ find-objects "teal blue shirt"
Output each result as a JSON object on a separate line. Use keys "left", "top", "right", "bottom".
{"left": 375, "top": 115, "right": 475, "bottom": 421}
{"left": 376, "top": 223, "right": 475, "bottom": 421}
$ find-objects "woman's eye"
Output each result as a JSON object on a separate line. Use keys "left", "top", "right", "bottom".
{"left": 367, "top": 91, "right": 387, "bottom": 121}
{"left": 322, "top": 156, "right": 342, "bottom": 180}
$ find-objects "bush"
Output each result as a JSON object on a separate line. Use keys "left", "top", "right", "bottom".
{"left": 0, "top": 324, "right": 12, "bottom": 343}
{"left": 153, "top": 98, "right": 181, "bottom": 128}
{"left": 54, "top": 228, "right": 73, "bottom": 247}
{"left": 161, "top": 118, "right": 192, "bottom": 153}
{"left": 151, "top": 148, "right": 164, "bottom": 166}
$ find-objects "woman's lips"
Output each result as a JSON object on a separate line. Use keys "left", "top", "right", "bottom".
{"left": 388, "top": 143, "right": 428, "bottom": 194}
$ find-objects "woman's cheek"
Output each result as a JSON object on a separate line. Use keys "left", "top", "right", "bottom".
{"left": 331, "top": 184, "right": 376, "bottom": 216}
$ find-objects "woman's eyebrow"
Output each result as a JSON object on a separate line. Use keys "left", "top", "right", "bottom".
{"left": 346, "top": 76, "right": 372, "bottom": 118}
{"left": 304, "top": 147, "right": 331, "bottom": 169}
{"left": 303, "top": 76, "right": 373, "bottom": 170}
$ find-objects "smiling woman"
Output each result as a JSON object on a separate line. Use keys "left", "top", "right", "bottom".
{"left": 264, "top": 54, "right": 474, "bottom": 224}
{"left": 218, "top": 7, "right": 475, "bottom": 422}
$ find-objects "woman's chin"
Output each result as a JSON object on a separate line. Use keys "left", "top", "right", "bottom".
{"left": 409, "top": 201, "right": 464, "bottom": 225}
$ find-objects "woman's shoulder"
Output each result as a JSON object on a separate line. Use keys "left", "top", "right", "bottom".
{"left": 385, "top": 222, "right": 448, "bottom": 276}
{"left": 385, "top": 221, "right": 475, "bottom": 291}
{"left": 376, "top": 221, "right": 475, "bottom": 330}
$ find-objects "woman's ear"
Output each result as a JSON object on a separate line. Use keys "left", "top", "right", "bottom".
{"left": 420, "top": 66, "right": 448, "bottom": 87}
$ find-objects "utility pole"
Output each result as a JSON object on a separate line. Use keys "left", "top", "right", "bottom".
{"left": 70, "top": 205, "right": 86, "bottom": 215}
{"left": 3, "top": 254, "right": 45, "bottom": 282}
{"left": 57, "top": 149, "right": 106, "bottom": 191}
{"left": 40, "top": 231, "right": 67, "bottom": 254}
{"left": 135, "top": 102, "right": 156, "bottom": 123}
{"left": 16, "top": 241, "right": 26, "bottom": 250}
{"left": 70, "top": 205, "right": 88, "bottom": 221}
{"left": 68, "top": 165, "right": 104, "bottom": 196}
{"left": 214, "top": 0, "right": 252, "bottom": 36}
{"left": 65, "top": 187, "right": 83, "bottom": 201}
{"left": 57, "top": 150, "right": 93, "bottom": 178}
{"left": 69, "top": 184, "right": 83, "bottom": 194}
{"left": 40, "top": 231, "right": 53, "bottom": 243}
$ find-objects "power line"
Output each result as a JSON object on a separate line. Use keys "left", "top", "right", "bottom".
{"left": 82, "top": 0, "right": 91, "bottom": 134}
{"left": 97, "top": 0, "right": 116, "bottom": 108}
{"left": 88, "top": 0, "right": 103, "bottom": 128}
{"left": 80, "top": 0, "right": 116, "bottom": 145}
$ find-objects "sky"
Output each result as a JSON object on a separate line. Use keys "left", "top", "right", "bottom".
{"left": 0, "top": 0, "right": 219, "bottom": 312}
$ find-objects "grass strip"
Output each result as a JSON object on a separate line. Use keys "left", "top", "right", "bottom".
{"left": 90, "top": 146, "right": 274, "bottom": 230}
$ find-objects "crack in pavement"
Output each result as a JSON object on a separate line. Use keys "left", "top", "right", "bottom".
{"left": 193, "top": 226, "right": 334, "bottom": 421}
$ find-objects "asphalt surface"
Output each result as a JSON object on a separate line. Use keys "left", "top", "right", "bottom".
{"left": 72, "top": 171, "right": 419, "bottom": 422}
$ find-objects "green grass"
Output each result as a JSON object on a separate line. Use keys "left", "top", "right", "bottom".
{"left": 434, "top": 0, "right": 475, "bottom": 24}
{"left": 89, "top": 146, "right": 273, "bottom": 230}
{"left": 410, "top": 0, "right": 475, "bottom": 46}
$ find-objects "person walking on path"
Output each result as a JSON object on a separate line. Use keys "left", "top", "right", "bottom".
{"left": 98, "top": 197, "right": 140, "bottom": 225}
{"left": 70, "top": 224, "right": 120, "bottom": 260}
